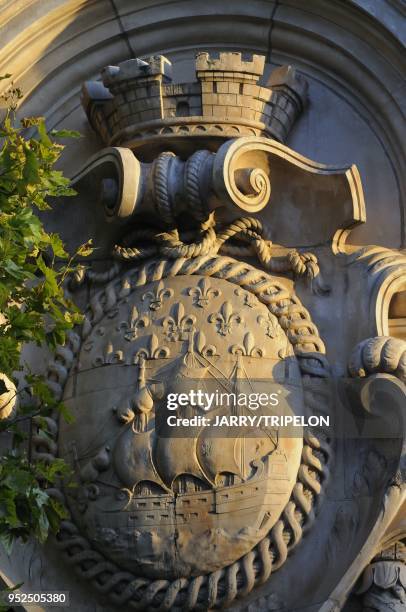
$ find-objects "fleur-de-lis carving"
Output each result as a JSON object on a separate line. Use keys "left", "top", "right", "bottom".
{"left": 230, "top": 332, "right": 265, "bottom": 357}
{"left": 188, "top": 278, "right": 220, "bottom": 308}
{"left": 195, "top": 331, "right": 217, "bottom": 357}
{"left": 234, "top": 288, "right": 257, "bottom": 308}
{"left": 117, "top": 305, "right": 149, "bottom": 341}
{"left": 119, "top": 276, "right": 131, "bottom": 299}
{"left": 132, "top": 333, "right": 170, "bottom": 363}
{"left": 162, "top": 302, "right": 196, "bottom": 341}
{"left": 257, "top": 313, "right": 282, "bottom": 338}
{"left": 142, "top": 280, "right": 173, "bottom": 311}
{"left": 93, "top": 341, "right": 125, "bottom": 366}
{"left": 208, "top": 301, "right": 244, "bottom": 336}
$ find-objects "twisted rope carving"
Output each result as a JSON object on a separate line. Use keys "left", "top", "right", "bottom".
{"left": 31, "top": 331, "right": 80, "bottom": 462}
{"left": 113, "top": 216, "right": 328, "bottom": 294}
{"left": 157, "top": 216, "right": 218, "bottom": 259}
{"left": 40, "top": 255, "right": 331, "bottom": 610}
{"left": 152, "top": 152, "right": 176, "bottom": 226}
{"left": 68, "top": 262, "right": 122, "bottom": 290}
{"left": 184, "top": 150, "right": 212, "bottom": 221}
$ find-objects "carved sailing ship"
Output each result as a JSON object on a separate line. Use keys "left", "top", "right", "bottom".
{"left": 111, "top": 334, "right": 287, "bottom": 537}
{"left": 61, "top": 273, "right": 305, "bottom": 578}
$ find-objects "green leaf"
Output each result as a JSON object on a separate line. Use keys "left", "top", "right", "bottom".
{"left": 57, "top": 402, "right": 75, "bottom": 425}
{"left": 35, "top": 507, "right": 50, "bottom": 543}
{"left": 21, "top": 116, "right": 42, "bottom": 128}
{"left": 22, "top": 146, "right": 40, "bottom": 184}
{"left": 76, "top": 239, "right": 94, "bottom": 257}
{"left": 47, "top": 233, "right": 68, "bottom": 258}
{"left": 45, "top": 501, "right": 65, "bottom": 533}
{"left": 36, "top": 458, "right": 70, "bottom": 482}
{"left": 36, "top": 119, "right": 52, "bottom": 147}
{"left": 1, "top": 490, "right": 20, "bottom": 528}
{"left": 31, "top": 487, "right": 49, "bottom": 509}
{"left": 49, "top": 129, "right": 82, "bottom": 139}
{"left": 3, "top": 259, "right": 26, "bottom": 280}
{"left": 36, "top": 255, "right": 59, "bottom": 295}
{"left": 3, "top": 470, "right": 33, "bottom": 494}
{"left": 0, "top": 97, "right": 87, "bottom": 546}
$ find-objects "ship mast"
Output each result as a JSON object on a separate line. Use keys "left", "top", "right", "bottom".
{"left": 233, "top": 354, "right": 248, "bottom": 479}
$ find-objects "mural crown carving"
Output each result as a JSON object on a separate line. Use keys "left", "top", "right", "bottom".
{"left": 81, "top": 51, "right": 308, "bottom": 157}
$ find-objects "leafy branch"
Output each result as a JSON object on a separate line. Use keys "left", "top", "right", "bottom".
{"left": 0, "top": 76, "right": 91, "bottom": 552}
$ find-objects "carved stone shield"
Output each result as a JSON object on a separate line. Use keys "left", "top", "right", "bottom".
{"left": 58, "top": 269, "right": 311, "bottom": 579}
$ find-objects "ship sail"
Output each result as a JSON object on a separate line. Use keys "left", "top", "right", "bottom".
{"left": 155, "top": 436, "right": 213, "bottom": 488}
{"left": 113, "top": 426, "right": 169, "bottom": 492}
{"left": 197, "top": 429, "right": 243, "bottom": 482}
{"left": 197, "top": 428, "right": 277, "bottom": 483}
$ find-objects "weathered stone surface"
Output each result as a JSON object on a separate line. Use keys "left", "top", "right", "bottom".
{"left": 0, "top": 2, "right": 405, "bottom": 611}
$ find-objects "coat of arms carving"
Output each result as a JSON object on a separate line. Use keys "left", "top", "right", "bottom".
{"left": 30, "top": 52, "right": 405, "bottom": 611}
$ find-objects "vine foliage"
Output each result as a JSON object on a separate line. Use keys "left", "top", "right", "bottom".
{"left": 0, "top": 77, "right": 92, "bottom": 554}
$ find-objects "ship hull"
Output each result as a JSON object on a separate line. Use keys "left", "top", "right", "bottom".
{"left": 70, "top": 453, "right": 298, "bottom": 578}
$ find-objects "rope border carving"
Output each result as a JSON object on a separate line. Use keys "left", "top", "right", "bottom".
{"left": 111, "top": 216, "right": 330, "bottom": 296}
{"left": 37, "top": 255, "right": 332, "bottom": 610}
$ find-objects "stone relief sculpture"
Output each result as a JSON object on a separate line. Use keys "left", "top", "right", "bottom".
{"left": 356, "top": 543, "right": 406, "bottom": 611}
{"left": 28, "top": 52, "right": 404, "bottom": 610}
